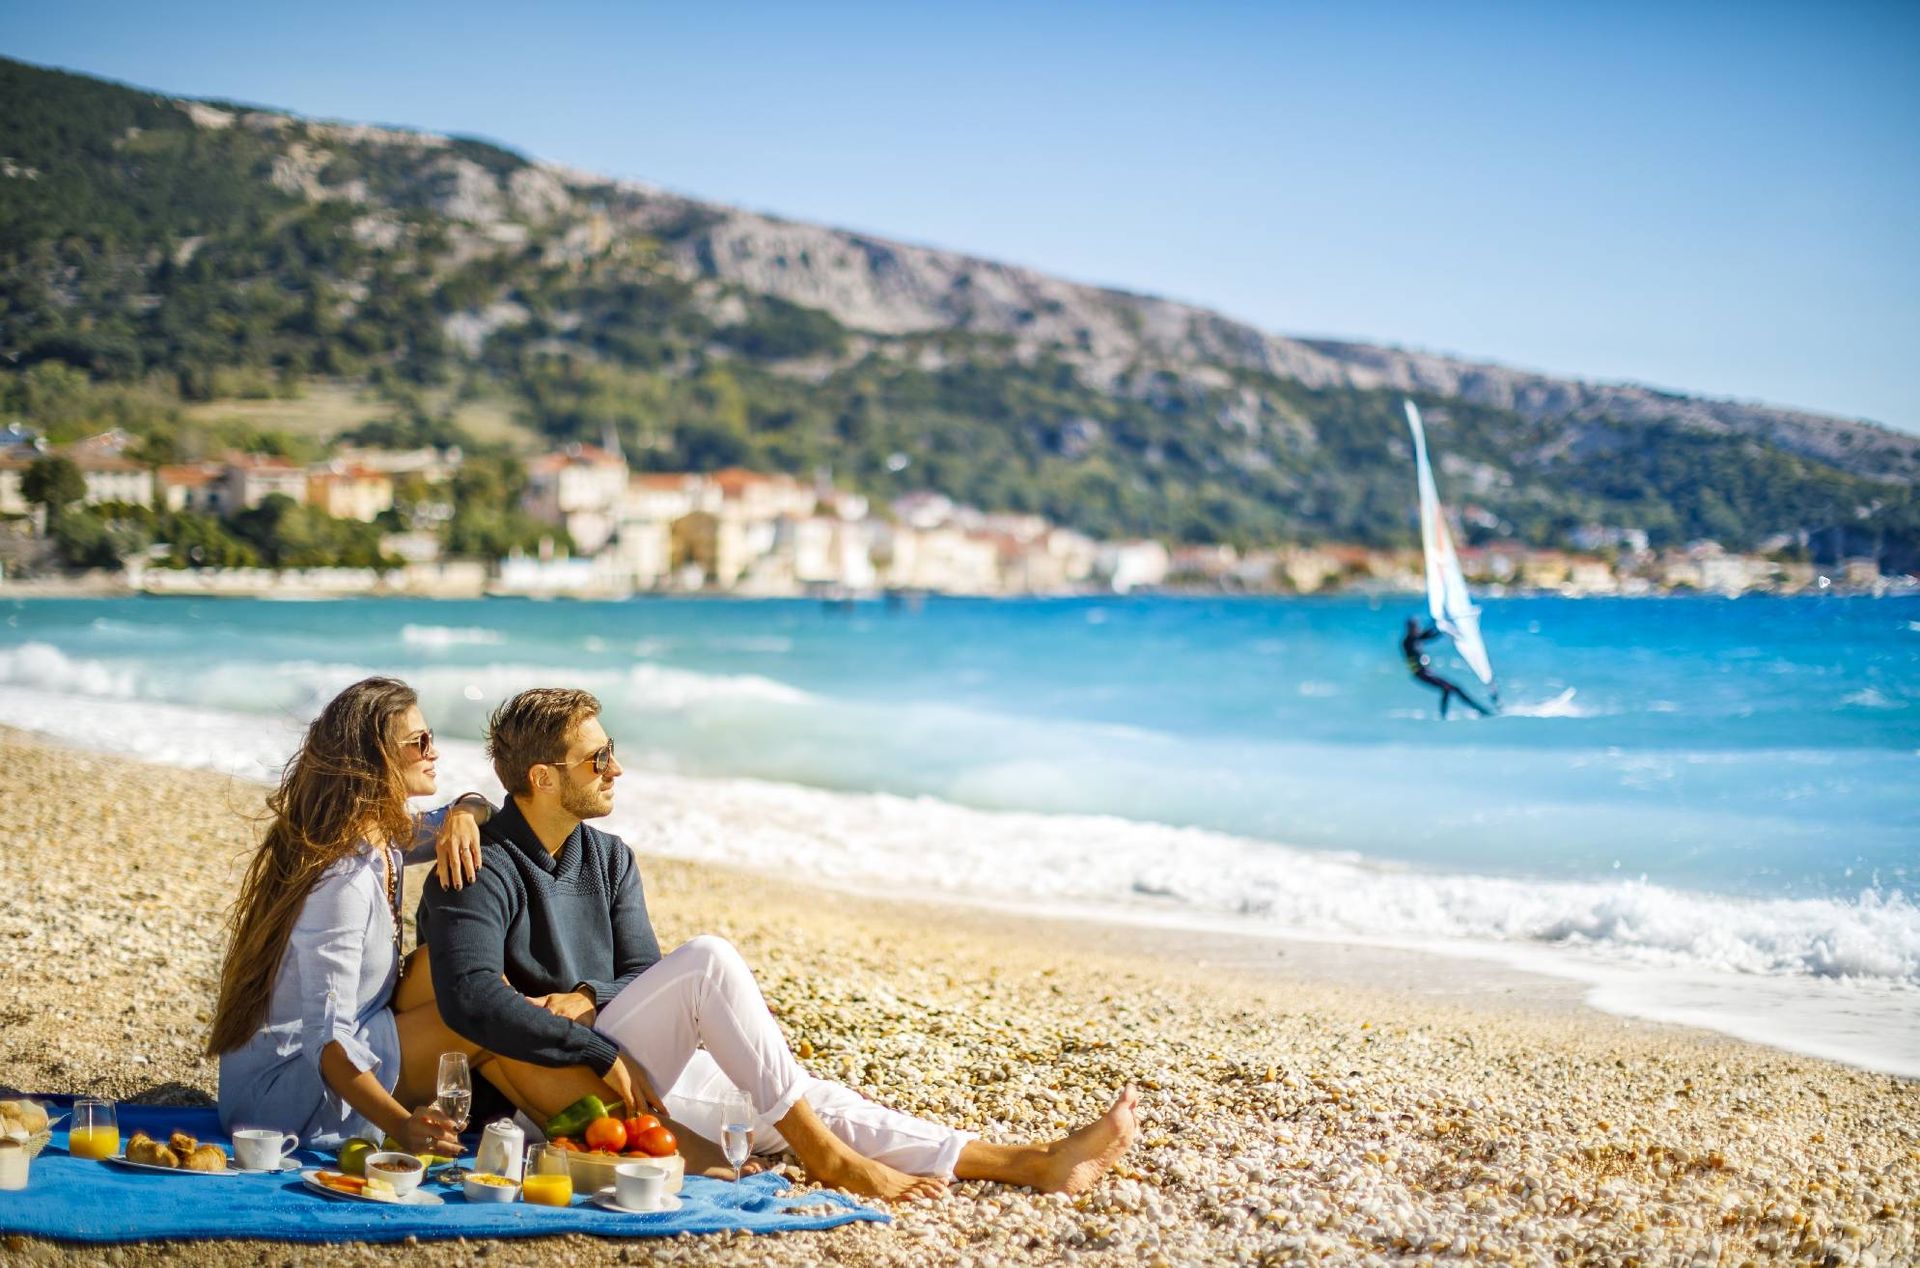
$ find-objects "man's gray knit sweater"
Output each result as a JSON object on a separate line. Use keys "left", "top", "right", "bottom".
{"left": 419, "top": 797, "right": 660, "bottom": 1075}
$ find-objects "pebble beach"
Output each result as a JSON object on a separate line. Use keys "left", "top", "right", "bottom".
{"left": 1, "top": 726, "right": 1915, "bottom": 1266}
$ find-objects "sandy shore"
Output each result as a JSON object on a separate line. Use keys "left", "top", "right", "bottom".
{"left": 0, "top": 727, "right": 1914, "bottom": 1266}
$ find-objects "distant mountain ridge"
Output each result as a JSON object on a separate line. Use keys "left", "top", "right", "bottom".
{"left": 3, "top": 55, "right": 1915, "bottom": 567}
{"left": 142, "top": 78, "right": 1913, "bottom": 480}
{"left": 596, "top": 185, "right": 1918, "bottom": 481}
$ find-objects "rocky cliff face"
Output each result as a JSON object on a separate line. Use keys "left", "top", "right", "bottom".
{"left": 177, "top": 96, "right": 1919, "bottom": 483}
{"left": 612, "top": 188, "right": 1918, "bottom": 479}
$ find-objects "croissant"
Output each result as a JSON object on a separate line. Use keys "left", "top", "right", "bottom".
{"left": 127, "top": 1131, "right": 180, "bottom": 1168}
{"left": 181, "top": 1143, "right": 228, "bottom": 1172}
{"left": 168, "top": 1130, "right": 199, "bottom": 1157}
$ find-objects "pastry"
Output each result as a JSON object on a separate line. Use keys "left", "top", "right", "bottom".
{"left": 168, "top": 1130, "right": 199, "bottom": 1157}
{"left": 181, "top": 1143, "right": 228, "bottom": 1172}
{"left": 127, "top": 1131, "right": 180, "bottom": 1168}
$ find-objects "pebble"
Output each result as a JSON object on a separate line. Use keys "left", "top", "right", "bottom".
{"left": 0, "top": 729, "right": 1914, "bottom": 1267}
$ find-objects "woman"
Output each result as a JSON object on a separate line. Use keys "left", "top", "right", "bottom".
{"left": 210, "top": 677, "right": 493, "bottom": 1153}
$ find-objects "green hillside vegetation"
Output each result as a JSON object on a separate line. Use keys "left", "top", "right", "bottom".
{"left": 2, "top": 55, "right": 1914, "bottom": 572}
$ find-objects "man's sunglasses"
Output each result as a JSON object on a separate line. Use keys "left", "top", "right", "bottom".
{"left": 553, "top": 738, "right": 617, "bottom": 776}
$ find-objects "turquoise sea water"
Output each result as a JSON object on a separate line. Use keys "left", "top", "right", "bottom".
{"left": 2, "top": 593, "right": 1917, "bottom": 1068}
{"left": 7, "top": 593, "right": 1912, "bottom": 893}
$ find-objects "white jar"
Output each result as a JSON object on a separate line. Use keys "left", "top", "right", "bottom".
{"left": 0, "top": 1138, "right": 27, "bottom": 1191}
{"left": 473, "top": 1119, "right": 525, "bottom": 1182}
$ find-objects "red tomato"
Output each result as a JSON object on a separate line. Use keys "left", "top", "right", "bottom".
{"left": 583, "top": 1116, "right": 627, "bottom": 1153}
{"left": 624, "top": 1114, "right": 660, "bottom": 1140}
{"left": 636, "top": 1125, "right": 677, "bottom": 1158}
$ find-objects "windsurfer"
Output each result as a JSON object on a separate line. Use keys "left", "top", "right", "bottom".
{"left": 1402, "top": 618, "right": 1491, "bottom": 719}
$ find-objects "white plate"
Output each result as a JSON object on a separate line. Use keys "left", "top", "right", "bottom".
{"left": 300, "top": 1168, "right": 445, "bottom": 1205}
{"left": 102, "top": 1152, "right": 239, "bottom": 1176}
{"left": 590, "top": 1185, "right": 682, "bottom": 1215}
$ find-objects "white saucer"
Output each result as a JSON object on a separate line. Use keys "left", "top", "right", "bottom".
{"left": 590, "top": 1185, "right": 682, "bottom": 1215}
{"left": 234, "top": 1157, "right": 302, "bottom": 1174}
{"left": 103, "top": 1153, "right": 239, "bottom": 1177}
{"left": 300, "top": 1168, "right": 445, "bottom": 1205}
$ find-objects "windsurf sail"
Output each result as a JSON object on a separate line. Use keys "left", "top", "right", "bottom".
{"left": 1404, "top": 400, "right": 1496, "bottom": 691}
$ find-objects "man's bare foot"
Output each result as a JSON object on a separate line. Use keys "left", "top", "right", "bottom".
{"left": 808, "top": 1152, "right": 948, "bottom": 1202}
{"left": 1035, "top": 1085, "right": 1139, "bottom": 1195}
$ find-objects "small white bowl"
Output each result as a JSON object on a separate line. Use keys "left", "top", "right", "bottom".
{"left": 463, "top": 1172, "right": 520, "bottom": 1203}
{"left": 364, "top": 1150, "right": 426, "bottom": 1197}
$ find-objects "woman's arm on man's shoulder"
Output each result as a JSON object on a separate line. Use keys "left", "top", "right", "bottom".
{"left": 403, "top": 794, "right": 494, "bottom": 888}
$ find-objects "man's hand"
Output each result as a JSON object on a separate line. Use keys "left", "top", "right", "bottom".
{"left": 434, "top": 805, "right": 485, "bottom": 890}
{"left": 525, "top": 989, "right": 598, "bottom": 1025}
{"left": 601, "top": 1052, "right": 667, "bottom": 1118}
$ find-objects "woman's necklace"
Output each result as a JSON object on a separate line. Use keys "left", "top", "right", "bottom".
{"left": 381, "top": 846, "right": 402, "bottom": 952}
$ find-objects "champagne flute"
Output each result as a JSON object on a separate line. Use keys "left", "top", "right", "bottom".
{"left": 720, "top": 1090, "right": 755, "bottom": 1183}
{"left": 434, "top": 1051, "right": 472, "bottom": 1181}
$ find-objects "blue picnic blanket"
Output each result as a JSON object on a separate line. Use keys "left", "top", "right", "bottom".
{"left": 0, "top": 1099, "right": 888, "bottom": 1244}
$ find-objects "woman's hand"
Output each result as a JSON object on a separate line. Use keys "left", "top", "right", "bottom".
{"left": 434, "top": 802, "right": 486, "bottom": 890}
{"left": 396, "top": 1103, "right": 462, "bottom": 1157}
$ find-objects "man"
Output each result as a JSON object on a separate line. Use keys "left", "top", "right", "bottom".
{"left": 1401, "top": 617, "right": 1491, "bottom": 719}
{"left": 421, "top": 687, "right": 1136, "bottom": 1200}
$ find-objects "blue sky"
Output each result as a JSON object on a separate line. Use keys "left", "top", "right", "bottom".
{"left": 5, "top": 1, "right": 1917, "bottom": 432}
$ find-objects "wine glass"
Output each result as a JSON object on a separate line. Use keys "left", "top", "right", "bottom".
{"left": 434, "top": 1052, "right": 472, "bottom": 1181}
{"left": 720, "top": 1089, "right": 755, "bottom": 1183}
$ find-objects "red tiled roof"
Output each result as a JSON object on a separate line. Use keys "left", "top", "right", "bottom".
{"left": 157, "top": 465, "right": 217, "bottom": 487}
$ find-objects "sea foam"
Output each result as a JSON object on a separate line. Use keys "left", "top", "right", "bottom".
{"left": 2, "top": 636, "right": 1916, "bottom": 1074}
{"left": 401, "top": 623, "right": 505, "bottom": 648}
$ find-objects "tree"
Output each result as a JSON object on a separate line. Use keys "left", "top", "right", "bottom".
{"left": 21, "top": 454, "right": 86, "bottom": 519}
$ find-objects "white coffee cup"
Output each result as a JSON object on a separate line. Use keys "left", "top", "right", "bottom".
{"left": 232, "top": 1129, "right": 298, "bottom": 1171}
{"left": 614, "top": 1161, "right": 667, "bottom": 1210}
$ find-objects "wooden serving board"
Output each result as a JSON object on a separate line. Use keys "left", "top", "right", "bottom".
{"left": 564, "top": 1149, "right": 684, "bottom": 1194}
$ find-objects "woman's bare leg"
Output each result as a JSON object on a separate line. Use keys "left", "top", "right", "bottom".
{"left": 392, "top": 950, "right": 620, "bottom": 1118}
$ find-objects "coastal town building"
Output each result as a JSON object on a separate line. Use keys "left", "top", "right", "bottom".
{"left": 331, "top": 445, "right": 464, "bottom": 485}
{"left": 218, "top": 454, "right": 308, "bottom": 513}
{"left": 307, "top": 462, "right": 396, "bottom": 523}
{"left": 156, "top": 464, "right": 222, "bottom": 514}
{"left": 0, "top": 454, "right": 27, "bottom": 517}
{"left": 523, "top": 443, "right": 627, "bottom": 554}
{"left": 2, "top": 428, "right": 1909, "bottom": 600}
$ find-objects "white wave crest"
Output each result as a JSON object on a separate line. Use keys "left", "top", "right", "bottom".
{"left": 401, "top": 624, "right": 505, "bottom": 648}
{"left": 1502, "top": 688, "right": 1595, "bottom": 718}
{"left": 0, "top": 642, "right": 142, "bottom": 698}
{"left": 623, "top": 662, "right": 810, "bottom": 708}
{"left": 0, "top": 680, "right": 1913, "bottom": 1072}
{"left": 619, "top": 772, "right": 1920, "bottom": 990}
{"left": 0, "top": 641, "right": 811, "bottom": 723}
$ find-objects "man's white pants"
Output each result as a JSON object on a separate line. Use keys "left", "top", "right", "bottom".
{"left": 595, "top": 934, "right": 973, "bottom": 1179}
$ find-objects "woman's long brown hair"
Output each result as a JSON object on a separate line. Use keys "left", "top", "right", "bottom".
{"left": 208, "top": 677, "right": 421, "bottom": 1055}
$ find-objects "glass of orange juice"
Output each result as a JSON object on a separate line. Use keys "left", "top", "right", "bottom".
{"left": 69, "top": 1100, "right": 119, "bottom": 1160}
{"left": 521, "top": 1144, "right": 572, "bottom": 1207}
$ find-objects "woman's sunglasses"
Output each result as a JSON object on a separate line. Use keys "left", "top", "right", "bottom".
{"left": 403, "top": 730, "right": 435, "bottom": 759}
